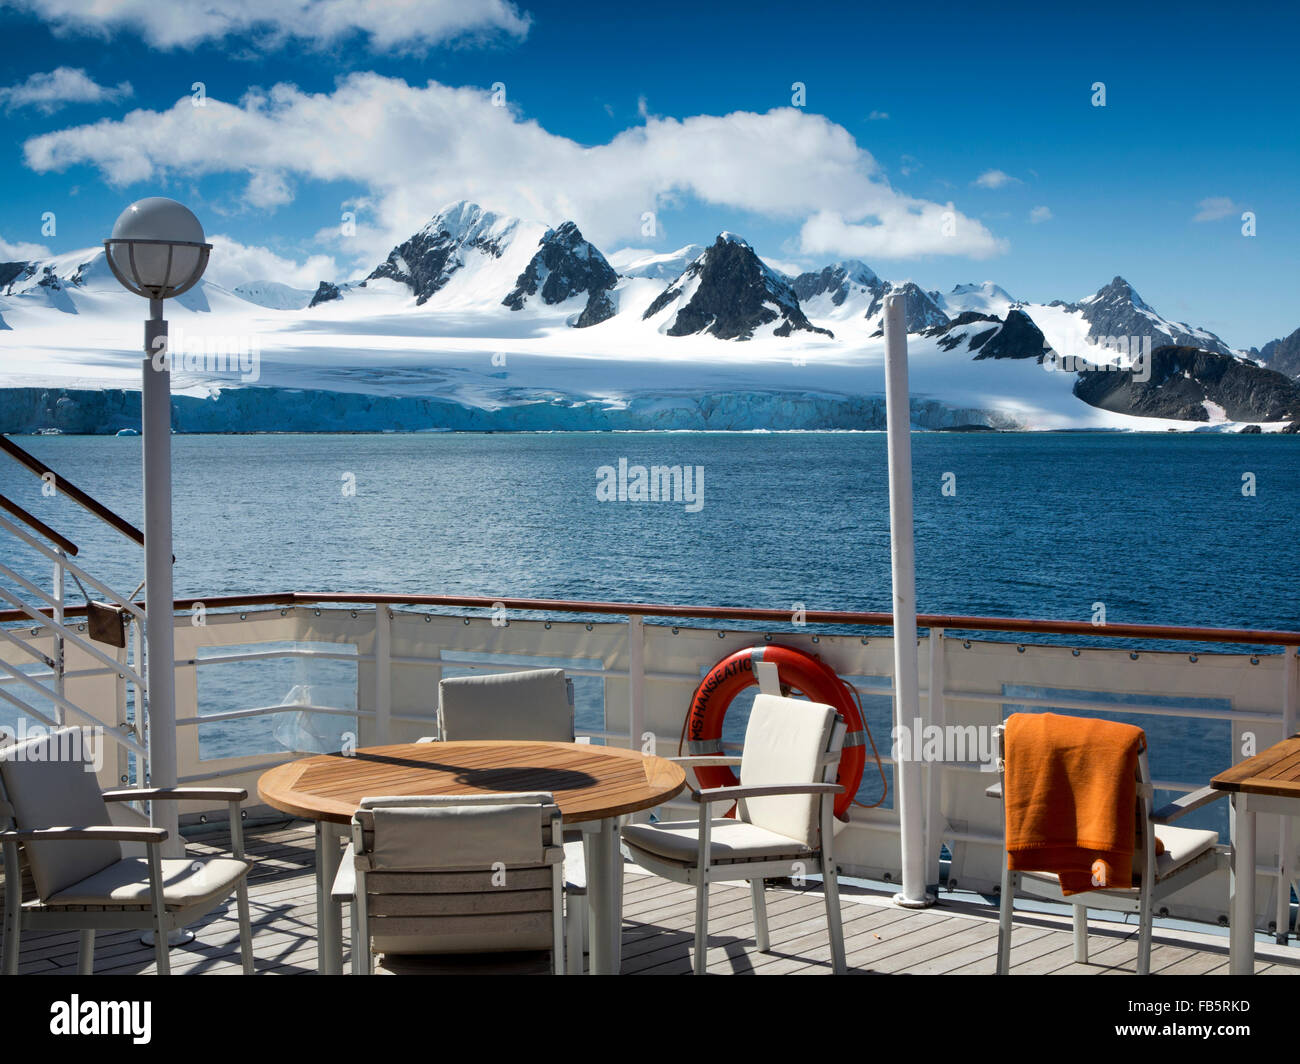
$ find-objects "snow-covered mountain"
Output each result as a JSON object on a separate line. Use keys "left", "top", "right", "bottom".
{"left": 940, "top": 281, "right": 1016, "bottom": 318}
{"left": 608, "top": 245, "right": 705, "bottom": 280}
{"left": 232, "top": 281, "right": 314, "bottom": 311}
{"left": 366, "top": 201, "right": 540, "bottom": 307}
{"left": 1, "top": 199, "right": 1292, "bottom": 434}
{"left": 642, "top": 234, "right": 832, "bottom": 340}
{"left": 1068, "top": 276, "right": 1234, "bottom": 357}
{"left": 501, "top": 221, "right": 618, "bottom": 327}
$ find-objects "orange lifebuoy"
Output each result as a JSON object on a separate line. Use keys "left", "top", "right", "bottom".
{"left": 679, "top": 645, "right": 867, "bottom": 821}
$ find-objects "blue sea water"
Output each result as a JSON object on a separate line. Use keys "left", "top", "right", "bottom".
{"left": 1, "top": 431, "right": 1296, "bottom": 827}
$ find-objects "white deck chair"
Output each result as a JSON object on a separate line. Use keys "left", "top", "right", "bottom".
{"left": 333, "top": 792, "right": 565, "bottom": 974}
{"left": 420, "top": 667, "right": 592, "bottom": 973}
{"left": 623, "top": 694, "right": 847, "bottom": 975}
{"left": 989, "top": 720, "right": 1224, "bottom": 975}
{"left": 0, "top": 726, "right": 253, "bottom": 975}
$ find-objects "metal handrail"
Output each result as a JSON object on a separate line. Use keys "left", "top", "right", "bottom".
{"left": 0, "top": 491, "right": 78, "bottom": 556}
{"left": 0, "top": 435, "right": 144, "bottom": 547}
{"left": 10, "top": 590, "right": 1288, "bottom": 649}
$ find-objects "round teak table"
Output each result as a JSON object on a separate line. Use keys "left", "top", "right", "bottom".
{"left": 258, "top": 741, "right": 686, "bottom": 975}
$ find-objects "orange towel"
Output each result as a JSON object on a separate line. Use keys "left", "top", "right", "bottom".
{"left": 1004, "top": 713, "right": 1148, "bottom": 895}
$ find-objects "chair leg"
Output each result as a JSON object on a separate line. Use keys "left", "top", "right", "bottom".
{"left": 1072, "top": 905, "right": 1089, "bottom": 964}
{"left": 750, "top": 878, "right": 770, "bottom": 952}
{"left": 551, "top": 863, "right": 565, "bottom": 977}
{"left": 693, "top": 874, "right": 709, "bottom": 975}
{"left": 147, "top": 848, "right": 170, "bottom": 975}
{"left": 235, "top": 878, "right": 254, "bottom": 974}
{"left": 822, "top": 867, "right": 847, "bottom": 975}
{"left": 1137, "top": 892, "right": 1154, "bottom": 976}
{"left": 77, "top": 929, "right": 95, "bottom": 975}
{"left": 566, "top": 895, "right": 585, "bottom": 975}
{"left": 3, "top": 842, "right": 21, "bottom": 976}
{"left": 996, "top": 865, "right": 1017, "bottom": 975}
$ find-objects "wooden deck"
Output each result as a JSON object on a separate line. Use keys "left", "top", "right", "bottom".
{"left": 7, "top": 819, "right": 1300, "bottom": 976}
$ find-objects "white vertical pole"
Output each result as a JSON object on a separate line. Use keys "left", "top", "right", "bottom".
{"left": 374, "top": 605, "right": 392, "bottom": 744}
{"left": 142, "top": 299, "right": 179, "bottom": 858}
{"left": 628, "top": 615, "right": 645, "bottom": 749}
{"left": 883, "top": 294, "right": 934, "bottom": 909}
{"left": 925, "top": 627, "right": 946, "bottom": 893}
{"left": 52, "top": 549, "right": 65, "bottom": 715}
{"left": 1276, "top": 647, "right": 1298, "bottom": 942}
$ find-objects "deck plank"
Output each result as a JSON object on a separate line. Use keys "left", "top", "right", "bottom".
{"left": 3, "top": 819, "right": 1296, "bottom": 976}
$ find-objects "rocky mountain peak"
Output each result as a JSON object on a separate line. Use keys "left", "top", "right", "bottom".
{"left": 502, "top": 221, "right": 619, "bottom": 328}
{"left": 643, "top": 234, "right": 832, "bottom": 340}
{"left": 367, "top": 200, "right": 518, "bottom": 306}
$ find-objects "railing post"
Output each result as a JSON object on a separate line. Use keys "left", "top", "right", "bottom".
{"left": 374, "top": 605, "right": 392, "bottom": 744}
{"left": 628, "top": 615, "right": 645, "bottom": 752}
{"left": 925, "top": 628, "right": 945, "bottom": 893}
{"left": 1277, "top": 646, "right": 1299, "bottom": 942}
{"left": 52, "top": 548, "right": 66, "bottom": 714}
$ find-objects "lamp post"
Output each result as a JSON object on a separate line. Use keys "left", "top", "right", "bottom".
{"left": 104, "top": 199, "right": 210, "bottom": 879}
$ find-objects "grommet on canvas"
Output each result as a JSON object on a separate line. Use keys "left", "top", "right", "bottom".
{"left": 1071, "top": 649, "right": 1080, "bottom": 657}
{"left": 544, "top": 621, "right": 552, "bottom": 630}
{"left": 1130, "top": 651, "right": 1140, "bottom": 660}
{"left": 463, "top": 617, "right": 470, "bottom": 625}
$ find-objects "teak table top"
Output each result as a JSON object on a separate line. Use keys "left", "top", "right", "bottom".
{"left": 1211, "top": 734, "right": 1300, "bottom": 799}
{"left": 258, "top": 740, "right": 687, "bottom": 826}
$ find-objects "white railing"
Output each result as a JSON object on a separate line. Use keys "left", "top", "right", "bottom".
{"left": 1, "top": 592, "right": 1297, "bottom": 937}
{"left": 0, "top": 511, "right": 149, "bottom": 792}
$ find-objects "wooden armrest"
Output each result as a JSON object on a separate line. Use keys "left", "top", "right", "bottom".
{"left": 0, "top": 825, "right": 168, "bottom": 844}
{"left": 693, "top": 782, "right": 843, "bottom": 804}
{"left": 1151, "top": 785, "right": 1225, "bottom": 824}
{"left": 331, "top": 843, "right": 357, "bottom": 900}
{"left": 669, "top": 756, "right": 742, "bottom": 768}
{"left": 985, "top": 780, "right": 1003, "bottom": 799}
{"left": 102, "top": 786, "right": 247, "bottom": 803}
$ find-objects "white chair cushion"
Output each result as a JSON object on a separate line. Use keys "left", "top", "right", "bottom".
{"left": 623, "top": 818, "right": 812, "bottom": 867}
{"left": 45, "top": 856, "right": 250, "bottom": 910}
{"left": 1148, "top": 825, "right": 1220, "bottom": 882}
{"left": 438, "top": 668, "right": 574, "bottom": 742}
{"left": 0, "top": 727, "right": 121, "bottom": 900}
{"left": 738, "top": 695, "right": 837, "bottom": 848}
{"left": 1018, "top": 824, "right": 1219, "bottom": 894}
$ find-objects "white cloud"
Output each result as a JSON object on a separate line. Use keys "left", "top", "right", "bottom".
{"left": 973, "top": 169, "right": 1019, "bottom": 189}
{"left": 5, "top": 0, "right": 530, "bottom": 51}
{"left": 1029, "top": 205, "right": 1052, "bottom": 223}
{"left": 0, "top": 67, "right": 131, "bottom": 114}
{"left": 800, "top": 206, "right": 1007, "bottom": 260}
{"left": 0, "top": 235, "right": 52, "bottom": 260}
{"left": 203, "top": 234, "right": 342, "bottom": 290}
{"left": 1192, "top": 196, "right": 1239, "bottom": 222}
{"left": 867, "top": 110, "right": 889, "bottom": 121}
{"left": 23, "top": 74, "right": 1007, "bottom": 262}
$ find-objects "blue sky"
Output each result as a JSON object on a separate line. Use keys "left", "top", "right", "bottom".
{"left": 0, "top": 0, "right": 1295, "bottom": 347}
